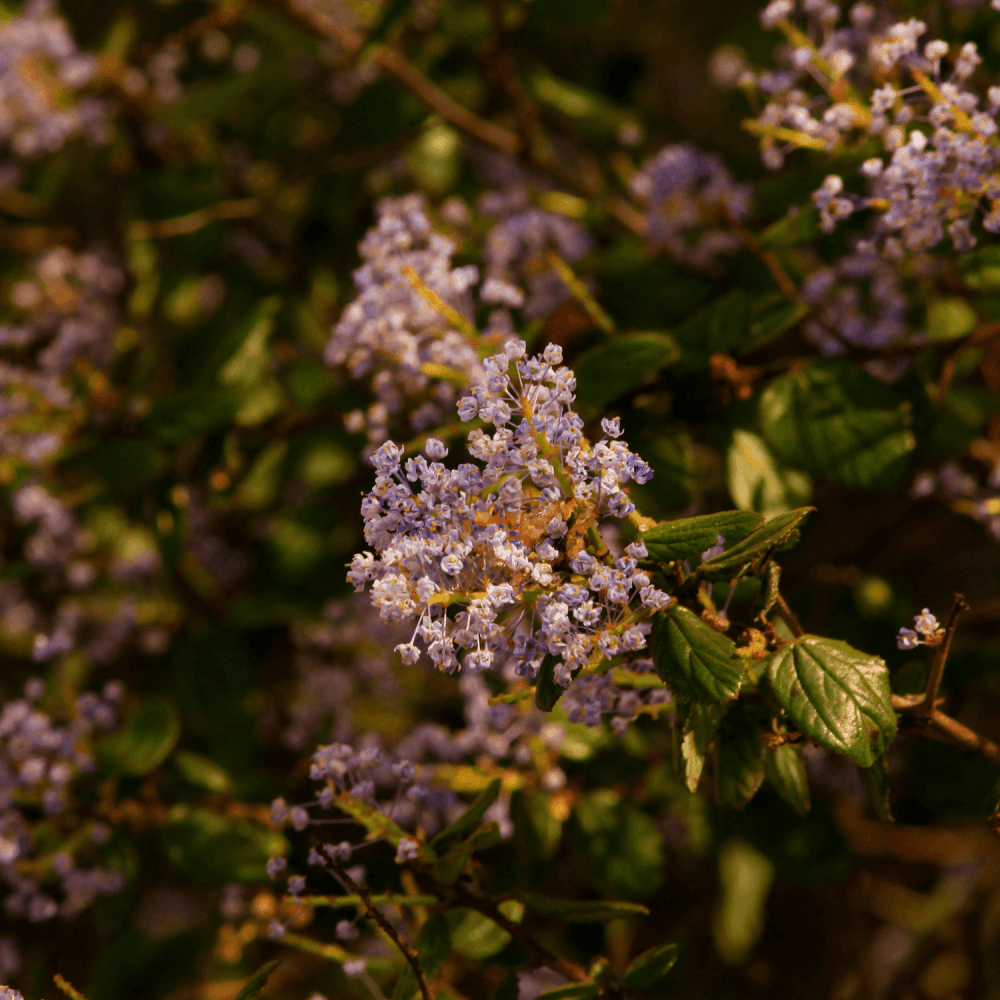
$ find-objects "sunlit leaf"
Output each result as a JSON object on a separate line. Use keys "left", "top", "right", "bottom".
{"left": 767, "top": 636, "right": 896, "bottom": 767}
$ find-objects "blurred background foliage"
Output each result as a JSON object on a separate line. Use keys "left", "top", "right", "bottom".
{"left": 2, "top": 0, "right": 1000, "bottom": 998}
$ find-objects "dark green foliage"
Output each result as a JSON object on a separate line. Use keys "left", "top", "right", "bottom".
{"left": 767, "top": 636, "right": 896, "bottom": 767}
{"left": 652, "top": 605, "right": 744, "bottom": 703}
{"left": 759, "top": 361, "right": 916, "bottom": 489}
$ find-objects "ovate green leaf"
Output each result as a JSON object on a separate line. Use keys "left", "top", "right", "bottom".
{"left": 763, "top": 744, "right": 810, "bottom": 816}
{"left": 760, "top": 360, "right": 915, "bottom": 489}
{"left": 715, "top": 706, "right": 766, "bottom": 809}
{"left": 622, "top": 943, "right": 679, "bottom": 990}
{"left": 697, "top": 506, "right": 814, "bottom": 581}
{"left": 431, "top": 777, "right": 501, "bottom": 854}
{"left": 767, "top": 636, "right": 896, "bottom": 767}
{"left": 99, "top": 698, "right": 180, "bottom": 776}
{"left": 640, "top": 510, "right": 762, "bottom": 564}
{"left": 574, "top": 332, "right": 679, "bottom": 406}
{"left": 652, "top": 605, "right": 744, "bottom": 703}
{"left": 234, "top": 961, "right": 280, "bottom": 1000}
{"left": 160, "top": 806, "right": 287, "bottom": 883}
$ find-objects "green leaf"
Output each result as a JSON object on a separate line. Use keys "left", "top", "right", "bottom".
{"left": 926, "top": 297, "right": 977, "bottom": 341}
{"left": 767, "top": 636, "right": 897, "bottom": 767}
{"left": 763, "top": 744, "right": 810, "bottom": 816}
{"left": 234, "top": 961, "right": 280, "bottom": 1000}
{"left": 513, "top": 891, "right": 650, "bottom": 923}
{"left": 145, "top": 388, "right": 238, "bottom": 444}
{"left": 536, "top": 986, "right": 599, "bottom": 1000}
{"left": 333, "top": 789, "right": 413, "bottom": 848}
{"left": 957, "top": 245, "right": 1000, "bottom": 290}
{"left": 860, "top": 755, "right": 893, "bottom": 822}
{"left": 715, "top": 706, "right": 766, "bottom": 809}
{"left": 513, "top": 790, "right": 563, "bottom": 860}
{"left": 431, "top": 777, "right": 501, "bottom": 854}
{"left": 622, "top": 943, "right": 680, "bottom": 990}
{"left": 697, "top": 506, "right": 814, "bottom": 581}
{"left": 572, "top": 790, "right": 665, "bottom": 899}
{"left": 727, "top": 430, "right": 812, "bottom": 521}
{"left": 393, "top": 914, "right": 452, "bottom": 1000}
{"left": 640, "top": 510, "right": 762, "bottom": 564}
{"left": 431, "top": 822, "right": 502, "bottom": 884}
{"left": 534, "top": 654, "right": 567, "bottom": 711}
{"left": 415, "top": 913, "right": 452, "bottom": 977}
{"left": 675, "top": 700, "right": 726, "bottom": 792}
{"left": 449, "top": 900, "right": 523, "bottom": 960}
{"left": 99, "top": 698, "right": 180, "bottom": 776}
{"left": 574, "top": 332, "right": 679, "bottom": 406}
{"left": 759, "top": 360, "right": 916, "bottom": 490}
{"left": 758, "top": 208, "right": 818, "bottom": 248}
{"left": 746, "top": 293, "right": 808, "bottom": 351}
{"left": 160, "top": 806, "right": 287, "bottom": 883}
{"left": 174, "top": 751, "right": 234, "bottom": 794}
{"left": 652, "top": 605, "right": 745, "bottom": 703}
{"left": 707, "top": 291, "right": 749, "bottom": 354}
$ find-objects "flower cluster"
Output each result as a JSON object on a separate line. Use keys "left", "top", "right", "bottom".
{"left": 742, "top": 0, "right": 884, "bottom": 171}
{"left": 561, "top": 658, "right": 671, "bottom": 736}
{"left": 0, "top": 0, "right": 109, "bottom": 170}
{"left": 910, "top": 459, "right": 1000, "bottom": 543}
{"left": 326, "top": 194, "right": 511, "bottom": 448}
{"left": 800, "top": 238, "right": 917, "bottom": 368}
{"left": 896, "top": 607, "right": 943, "bottom": 649}
{"left": 348, "top": 341, "right": 671, "bottom": 685}
{"left": 478, "top": 186, "right": 593, "bottom": 319}
{"left": 0, "top": 680, "right": 125, "bottom": 924}
{"left": 1, "top": 245, "right": 125, "bottom": 469}
{"left": 628, "top": 144, "right": 752, "bottom": 267}
{"left": 747, "top": 1, "right": 1000, "bottom": 253}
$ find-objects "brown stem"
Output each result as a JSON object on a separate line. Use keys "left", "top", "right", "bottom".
{"left": 920, "top": 593, "right": 968, "bottom": 718}
{"left": 892, "top": 704, "right": 1000, "bottom": 769}
{"left": 721, "top": 205, "right": 801, "bottom": 304}
{"left": 328, "top": 862, "right": 434, "bottom": 1000}
{"left": 279, "top": 0, "right": 519, "bottom": 155}
{"left": 772, "top": 593, "right": 805, "bottom": 638}
{"left": 276, "top": 0, "right": 649, "bottom": 241}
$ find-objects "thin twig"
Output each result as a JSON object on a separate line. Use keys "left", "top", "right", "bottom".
{"left": 327, "top": 862, "right": 434, "bottom": 1000}
{"left": 127, "top": 198, "right": 259, "bottom": 241}
{"left": 891, "top": 704, "right": 1000, "bottom": 769}
{"left": 772, "top": 593, "right": 805, "bottom": 638}
{"left": 277, "top": 0, "right": 651, "bottom": 241}
{"left": 920, "top": 593, "right": 968, "bottom": 718}
{"left": 280, "top": 0, "right": 519, "bottom": 154}
{"left": 722, "top": 205, "right": 802, "bottom": 304}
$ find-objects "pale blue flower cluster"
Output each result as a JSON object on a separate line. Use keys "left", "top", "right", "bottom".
{"left": 809, "top": 30, "right": 1000, "bottom": 251}
{"left": 0, "top": 680, "right": 125, "bottom": 923}
{"left": 0, "top": 0, "right": 109, "bottom": 169}
{"left": 628, "top": 144, "right": 752, "bottom": 267}
{"left": 800, "top": 239, "right": 912, "bottom": 356}
{"left": 479, "top": 187, "right": 592, "bottom": 319}
{"left": 326, "top": 194, "right": 514, "bottom": 447}
{"left": 896, "top": 608, "right": 942, "bottom": 650}
{"left": 349, "top": 341, "right": 670, "bottom": 683}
